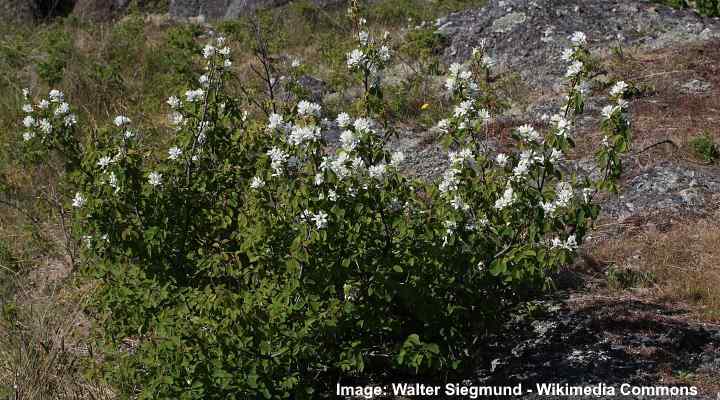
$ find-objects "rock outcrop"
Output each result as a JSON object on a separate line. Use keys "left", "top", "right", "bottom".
{"left": 437, "top": 0, "right": 720, "bottom": 89}
{"left": 0, "top": 0, "right": 34, "bottom": 22}
{"left": 168, "top": 0, "right": 344, "bottom": 20}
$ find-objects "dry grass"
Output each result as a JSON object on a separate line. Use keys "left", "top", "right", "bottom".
{"left": 0, "top": 259, "right": 113, "bottom": 400}
{"left": 578, "top": 40, "right": 720, "bottom": 165}
{"left": 591, "top": 214, "right": 720, "bottom": 322}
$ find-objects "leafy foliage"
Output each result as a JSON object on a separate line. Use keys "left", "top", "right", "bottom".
{"left": 17, "top": 11, "right": 633, "bottom": 400}
{"left": 689, "top": 131, "right": 719, "bottom": 163}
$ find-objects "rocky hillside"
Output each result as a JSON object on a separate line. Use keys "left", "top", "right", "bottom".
{"left": 1, "top": 0, "right": 719, "bottom": 398}
{"left": 419, "top": 0, "right": 720, "bottom": 396}
{"left": 0, "top": 0, "right": 343, "bottom": 21}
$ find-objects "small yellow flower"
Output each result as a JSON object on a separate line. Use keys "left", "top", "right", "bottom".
{"left": 420, "top": 103, "right": 430, "bottom": 111}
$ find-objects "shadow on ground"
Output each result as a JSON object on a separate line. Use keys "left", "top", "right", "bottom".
{"left": 473, "top": 293, "right": 720, "bottom": 399}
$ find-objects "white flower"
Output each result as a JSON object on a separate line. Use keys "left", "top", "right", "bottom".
{"left": 445, "top": 76, "right": 457, "bottom": 92}
{"left": 288, "top": 125, "right": 321, "bottom": 146}
{"left": 329, "top": 152, "right": 351, "bottom": 179}
{"left": 328, "top": 189, "right": 338, "bottom": 202}
{"left": 439, "top": 168, "right": 459, "bottom": 193}
{"left": 114, "top": 116, "right": 131, "bottom": 127}
{"left": 450, "top": 195, "right": 468, "bottom": 211}
{"left": 198, "top": 74, "right": 210, "bottom": 86}
{"left": 549, "top": 148, "right": 564, "bottom": 163}
{"left": 565, "top": 61, "right": 584, "bottom": 77}
{"left": 453, "top": 100, "right": 473, "bottom": 118}
{"left": 609, "top": 81, "right": 628, "bottom": 97}
{"left": 185, "top": 89, "right": 205, "bottom": 103}
{"left": 481, "top": 55, "right": 495, "bottom": 69}
{"left": 551, "top": 237, "right": 563, "bottom": 249}
{"left": 601, "top": 135, "right": 611, "bottom": 148}
{"left": 167, "top": 96, "right": 181, "bottom": 109}
{"left": 351, "top": 156, "right": 365, "bottom": 172}
{"left": 390, "top": 151, "right": 405, "bottom": 166}
{"left": 312, "top": 210, "right": 328, "bottom": 229}
{"left": 268, "top": 113, "right": 284, "bottom": 130}
{"left": 168, "top": 147, "right": 183, "bottom": 160}
{"left": 97, "top": 156, "right": 112, "bottom": 168}
{"left": 353, "top": 117, "right": 373, "bottom": 133}
{"left": 54, "top": 102, "right": 69, "bottom": 116}
{"left": 39, "top": 119, "right": 52, "bottom": 135}
{"left": 22, "top": 88, "right": 29, "bottom": 99}
{"left": 561, "top": 48, "right": 574, "bottom": 62}
{"left": 449, "top": 63, "right": 463, "bottom": 75}
{"left": 22, "top": 104, "right": 33, "bottom": 113}
{"left": 223, "top": 59, "right": 233, "bottom": 69}
{"left": 148, "top": 172, "right": 162, "bottom": 187}
{"left": 291, "top": 58, "right": 302, "bottom": 68}
{"left": 340, "top": 130, "right": 357, "bottom": 151}
{"left": 552, "top": 235, "right": 578, "bottom": 251}
{"left": 582, "top": 188, "right": 595, "bottom": 202}
{"left": 555, "top": 181, "right": 574, "bottom": 208}
{"left": 64, "top": 114, "right": 77, "bottom": 127}
{"left": 22, "top": 131, "right": 35, "bottom": 141}
{"left": 250, "top": 176, "right": 265, "bottom": 189}
{"left": 496, "top": 153, "right": 509, "bottom": 167}
{"left": 202, "top": 44, "right": 216, "bottom": 58}
{"left": 444, "top": 219, "right": 457, "bottom": 232}
{"left": 494, "top": 186, "right": 515, "bottom": 210}
{"left": 449, "top": 148, "right": 474, "bottom": 165}
{"left": 516, "top": 124, "right": 542, "bottom": 143}
{"left": 72, "top": 192, "right": 86, "bottom": 208}
{"left": 601, "top": 105, "right": 618, "bottom": 120}
{"left": 379, "top": 45, "right": 391, "bottom": 61}
{"left": 336, "top": 112, "right": 351, "bottom": 128}
{"left": 297, "top": 100, "right": 321, "bottom": 117}
{"left": 477, "top": 108, "right": 491, "bottom": 122}
{"left": 48, "top": 89, "right": 64, "bottom": 103}
{"left": 566, "top": 234, "right": 578, "bottom": 249}
{"left": 267, "top": 147, "right": 289, "bottom": 176}
{"left": 38, "top": 100, "right": 50, "bottom": 109}
{"left": 542, "top": 201, "right": 557, "bottom": 216}
{"left": 436, "top": 119, "right": 450, "bottom": 132}
{"left": 219, "top": 46, "right": 231, "bottom": 56}
{"left": 551, "top": 114, "right": 571, "bottom": 136}
{"left": 169, "top": 112, "right": 184, "bottom": 126}
{"left": 569, "top": 31, "right": 587, "bottom": 46}
{"left": 347, "top": 49, "right": 365, "bottom": 68}
{"left": 368, "top": 164, "right": 386, "bottom": 180}
{"left": 314, "top": 173, "right": 324, "bottom": 186}
{"left": 22, "top": 116, "right": 35, "bottom": 128}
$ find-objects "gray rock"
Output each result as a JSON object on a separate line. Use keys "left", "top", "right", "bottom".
{"left": 437, "top": 0, "right": 720, "bottom": 90}
{"left": 169, "top": 0, "right": 343, "bottom": 20}
{"left": 491, "top": 12, "right": 527, "bottom": 33}
{"left": 681, "top": 79, "right": 713, "bottom": 94}
{"left": 0, "top": 0, "right": 34, "bottom": 22}
{"left": 72, "top": 0, "right": 132, "bottom": 20}
{"left": 601, "top": 161, "right": 720, "bottom": 218}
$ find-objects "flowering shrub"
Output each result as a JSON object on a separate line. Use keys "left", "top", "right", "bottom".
{"left": 20, "top": 14, "right": 631, "bottom": 399}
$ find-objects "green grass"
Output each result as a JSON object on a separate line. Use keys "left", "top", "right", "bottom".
{"left": 689, "top": 132, "right": 719, "bottom": 163}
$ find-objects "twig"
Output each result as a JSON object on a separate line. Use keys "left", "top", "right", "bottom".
{"left": 631, "top": 139, "right": 678, "bottom": 156}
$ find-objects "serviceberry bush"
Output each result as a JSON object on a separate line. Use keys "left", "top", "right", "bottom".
{"left": 19, "top": 14, "right": 632, "bottom": 399}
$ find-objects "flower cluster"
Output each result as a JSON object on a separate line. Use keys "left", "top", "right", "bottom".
{"left": 346, "top": 28, "right": 392, "bottom": 75}
{"left": 20, "top": 89, "right": 77, "bottom": 143}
